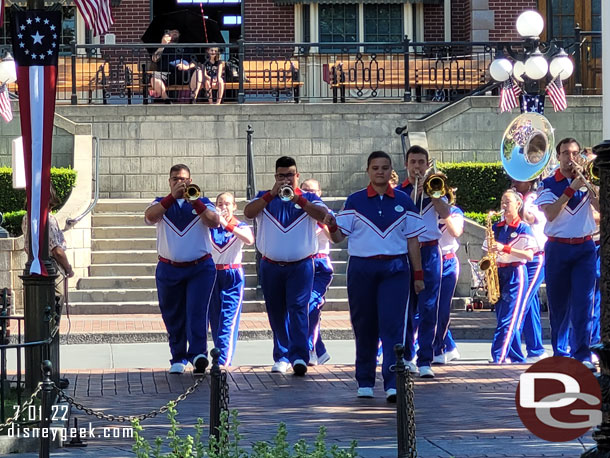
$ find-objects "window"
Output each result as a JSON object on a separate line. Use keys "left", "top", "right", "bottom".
{"left": 302, "top": 4, "right": 310, "bottom": 42}
{"left": 364, "top": 4, "right": 402, "bottom": 43}
{"left": 319, "top": 4, "right": 358, "bottom": 43}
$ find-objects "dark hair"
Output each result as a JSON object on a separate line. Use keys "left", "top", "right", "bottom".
{"left": 275, "top": 156, "right": 297, "bottom": 171}
{"left": 556, "top": 138, "right": 581, "bottom": 157}
{"left": 49, "top": 183, "right": 60, "bottom": 211}
{"left": 367, "top": 151, "right": 392, "bottom": 168}
{"left": 406, "top": 145, "right": 429, "bottom": 162}
{"left": 169, "top": 164, "right": 190, "bottom": 176}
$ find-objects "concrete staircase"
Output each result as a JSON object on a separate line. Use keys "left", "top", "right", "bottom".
{"left": 69, "top": 199, "right": 350, "bottom": 315}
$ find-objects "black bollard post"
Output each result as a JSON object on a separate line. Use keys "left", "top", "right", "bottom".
{"left": 394, "top": 344, "right": 416, "bottom": 458}
{"left": 209, "top": 348, "right": 222, "bottom": 441}
{"left": 40, "top": 360, "right": 53, "bottom": 458}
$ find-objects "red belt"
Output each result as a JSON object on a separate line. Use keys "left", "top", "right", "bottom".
{"left": 443, "top": 252, "right": 456, "bottom": 261}
{"left": 159, "top": 253, "right": 211, "bottom": 267}
{"left": 216, "top": 264, "right": 242, "bottom": 270}
{"left": 262, "top": 256, "right": 312, "bottom": 266}
{"left": 366, "top": 254, "right": 403, "bottom": 260}
{"left": 420, "top": 240, "right": 439, "bottom": 247}
{"left": 497, "top": 262, "right": 524, "bottom": 268}
{"left": 313, "top": 253, "right": 329, "bottom": 259}
{"left": 534, "top": 251, "right": 544, "bottom": 256}
{"left": 548, "top": 236, "right": 592, "bottom": 245}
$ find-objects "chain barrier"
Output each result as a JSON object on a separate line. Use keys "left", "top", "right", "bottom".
{"left": 0, "top": 384, "right": 43, "bottom": 431}
{"left": 403, "top": 365, "right": 417, "bottom": 457}
{"left": 55, "top": 374, "right": 207, "bottom": 423}
{"left": 219, "top": 370, "right": 230, "bottom": 411}
{"left": 391, "top": 344, "right": 417, "bottom": 458}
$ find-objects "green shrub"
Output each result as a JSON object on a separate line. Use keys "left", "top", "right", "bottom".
{"left": 437, "top": 162, "right": 510, "bottom": 213}
{"left": 464, "top": 211, "right": 502, "bottom": 226}
{"left": 0, "top": 167, "right": 77, "bottom": 214}
{"left": 1, "top": 210, "right": 26, "bottom": 237}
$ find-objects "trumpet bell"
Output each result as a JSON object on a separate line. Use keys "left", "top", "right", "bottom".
{"left": 501, "top": 113, "right": 555, "bottom": 182}
{"left": 185, "top": 184, "right": 201, "bottom": 200}
{"left": 279, "top": 184, "right": 294, "bottom": 202}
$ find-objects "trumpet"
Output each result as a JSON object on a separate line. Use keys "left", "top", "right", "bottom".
{"left": 185, "top": 184, "right": 201, "bottom": 200}
{"left": 423, "top": 172, "right": 456, "bottom": 205}
{"left": 279, "top": 184, "right": 294, "bottom": 202}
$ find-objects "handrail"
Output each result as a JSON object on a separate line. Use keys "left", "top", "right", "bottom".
{"left": 65, "top": 136, "right": 99, "bottom": 230}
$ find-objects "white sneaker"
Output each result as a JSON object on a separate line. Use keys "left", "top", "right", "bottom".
{"left": 317, "top": 352, "right": 331, "bottom": 365}
{"left": 432, "top": 354, "right": 447, "bottom": 365}
{"left": 525, "top": 352, "right": 549, "bottom": 364}
{"left": 292, "top": 359, "right": 307, "bottom": 376}
{"left": 357, "top": 387, "right": 374, "bottom": 398}
{"left": 445, "top": 348, "right": 460, "bottom": 362}
{"left": 583, "top": 360, "right": 597, "bottom": 372}
{"left": 271, "top": 361, "right": 290, "bottom": 373}
{"left": 385, "top": 388, "right": 397, "bottom": 403}
{"left": 592, "top": 353, "right": 600, "bottom": 364}
{"left": 406, "top": 361, "right": 419, "bottom": 374}
{"left": 308, "top": 351, "right": 318, "bottom": 366}
{"left": 169, "top": 362, "right": 186, "bottom": 374}
{"left": 419, "top": 366, "right": 435, "bottom": 378}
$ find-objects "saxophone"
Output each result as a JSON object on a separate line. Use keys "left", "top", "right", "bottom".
{"left": 479, "top": 211, "right": 501, "bottom": 305}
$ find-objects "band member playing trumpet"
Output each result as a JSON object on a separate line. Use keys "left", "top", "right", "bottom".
{"left": 483, "top": 190, "right": 536, "bottom": 364}
{"left": 244, "top": 156, "right": 334, "bottom": 376}
{"left": 209, "top": 192, "right": 255, "bottom": 366}
{"left": 395, "top": 145, "right": 451, "bottom": 378}
{"left": 534, "top": 138, "right": 599, "bottom": 369}
{"left": 145, "top": 164, "right": 220, "bottom": 375}
{"left": 329, "top": 151, "right": 424, "bottom": 401}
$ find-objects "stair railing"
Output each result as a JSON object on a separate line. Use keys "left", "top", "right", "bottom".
{"left": 65, "top": 137, "right": 99, "bottom": 230}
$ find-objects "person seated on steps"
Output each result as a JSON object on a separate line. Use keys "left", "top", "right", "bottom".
{"left": 204, "top": 47, "right": 225, "bottom": 105}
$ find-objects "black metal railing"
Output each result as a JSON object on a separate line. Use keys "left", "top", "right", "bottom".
{"left": 573, "top": 26, "right": 602, "bottom": 95}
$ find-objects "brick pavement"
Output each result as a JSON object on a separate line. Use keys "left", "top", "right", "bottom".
{"left": 40, "top": 363, "right": 592, "bottom": 458}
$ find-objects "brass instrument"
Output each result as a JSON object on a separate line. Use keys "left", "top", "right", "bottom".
{"left": 185, "top": 184, "right": 201, "bottom": 200}
{"left": 423, "top": 172, "right": 456, "bottom": 205}
{"left": 479, "top": 211, "right": 501, "bottom": 305}
{"left": 279, "top": 184, "right": 294, "bottom": 202}
{"left": 569, "top": 154, "right": 598, "bottom": 198}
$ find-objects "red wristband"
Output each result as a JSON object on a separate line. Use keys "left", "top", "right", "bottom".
{"left": 191, "top": 199, "right": 206, "bottom": 215}
{"left": 160, "top": 194, "right": 176, "bottom": 209}
{"left": 225, "top": 222, "right": 236, "bottom": 232}
{"left": 502, "top": 245, "right": 512, "bottom": 254}
{"left": 296, "top": 196, "right": 308, "bottom": 208}
{"left": 414, "top": 270, "right": 424, "bottom": 281}
{"left": 328, "top": 224, "right": 338, "bottom": 233}
{"left": 563, "top": 187, "right": 575, "bottom": 198}
{"left": 262, "top": 192, "right": 274, "bottom": 203}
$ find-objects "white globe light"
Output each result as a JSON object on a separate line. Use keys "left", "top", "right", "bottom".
{"left": 549, "top": 50, "right": 574, "bottom": 80}
{"left": 0, "top": 54, "right": 16, "bottom": 84}
{"left": 524, "top": 50, "right": 549, "bottom": 80}
{"left": 512, "top": 61, "right": 526, "bottom": 82}
{"left": 489, "top": 58, "right": 513, "bottom": 82}
{"left": 516, "top": 10, "right": 545, "bottom": 38}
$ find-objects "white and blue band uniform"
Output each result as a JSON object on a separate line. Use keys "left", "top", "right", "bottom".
{"left": 517, "top": 189, "right": 547, "bottom": 359}
{"left": 395, "top": 178, "right": 445, "bottom": 368}
{"left": 433, "top": 205, "right": 464, "bottom": 358}
{"left": 482, "top": 216, "right": 536, "bottom": 363}
{"left": 336, "top": 184, "right": 424, "bottom": 392}
{"left": 146, "top": 196, "right": 217, "bottom": 367}
{"left": 252, "top": 188, "right": 328, "bottom": 366}
{"left": 534, "top": 168, "right": 597, "bottom": 362}
{"left": 209, "top": 217, "right": 253, "bottom": 366}
{"left": 308, "top": 222, "right": 334, "bottom": 361}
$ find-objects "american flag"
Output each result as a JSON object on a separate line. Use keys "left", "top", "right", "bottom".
{"left": 75, "top": 0, "right": 114, "bottom": 36}
{"left": 546, "top": 76, "right": 568, "bottom": 112}
{"left": 11, "top": 10, "right": 61, "bottom": 276}
{"left": 500, "top": 78, "right": 522, "bottom": 113}
{"left": 0, "top": 84, "right": 12, "bottom": 123}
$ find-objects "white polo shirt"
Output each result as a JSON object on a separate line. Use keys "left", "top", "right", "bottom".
{"left": 438, "top": 206, "right": 464, "bottom": 255}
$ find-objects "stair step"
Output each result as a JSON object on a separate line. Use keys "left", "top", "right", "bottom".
{"left": 89, "top": 263, "right": 158, "bottom": 276}
{"left": 93, "top": 226, "right": 156, "bottom": 239}
{"left": 93, "top": 214, "right": 148, "bottom": 227}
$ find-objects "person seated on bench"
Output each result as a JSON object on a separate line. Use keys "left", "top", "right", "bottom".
{"left": 149, "top": 29, "right": 203, "bottom": 104}
{"left": 203, "top": 47, "right": 225, "bottom": 105}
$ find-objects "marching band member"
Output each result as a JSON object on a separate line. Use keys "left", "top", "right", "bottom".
{"left": 396, "top": 145, "right": 451, "bottom": 378}
{"left": 483, "top": 189, "right": 535, "bottom": 364}
{"left": 511, "top": 179, "right": 548, "bottom": 363}
{"left": 534, "top": 138, "right": 599, "bottom": 369}
{"left": 145, "top": 164, "right": 220, "bottom": 375}
{"left": 209, "top": 192, "right": 254, "bottom": 366}
{"left": 432, "top": 204, "right": 464, "bottom": 364}
{"left": 329, "top": 151, "right": 424, "bottom": 401}
{"left": 243, "top": 156, "right": 334, "bottom": 376}
{"left": 301, "top": 179, "right": 333, "bottom": 365}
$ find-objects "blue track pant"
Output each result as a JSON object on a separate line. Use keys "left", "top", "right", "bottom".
{"left": 209, "top": 268, "right": 244, "bottom": 366}
{"left": 433, "top": 255, "right": 459, "bottom": 356}
{"left": 156, "top": 258, "right": 216, "bottom": 365}
{"left": 592, "top": 244, "right": 601, "bottom": 346}
{"left": 517, "top": 253, "right": 545, "bottom": 358}
{"left": 415, "top": 245, "right": 442, "bottom": 367}
{"left": 260, "top": 257, "right": 314, "bottom": 364}
{"left": 347, "top": 256, "right": 410, "bottom": 391}
{"left": 545, "top": 240, "right": 596, "bottom": 362}
{"left": 308, "top": 256, "right": 333, "bottom": 357}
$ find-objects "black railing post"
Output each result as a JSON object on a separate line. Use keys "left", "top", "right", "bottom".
{"left": 246, "top": 125, "right": 256, "bottom": 201}
{"left": 403, "top": 35, "right": 411, "bottom": 102}
{"left": 40, "top": 360, "right": 53, "bottom": 458}
{"left": 0, "top": 288, "right": 9, "bottom": 422}
{"left": 70, "top": 40, "right": 77, "bottom": 105}
{"left": 394, "top": 344, "right": 409, "bottom": 457}
{"left": 574, "top": 24, "right": 583, "bottom": 95}
{"left": 209, "top": 348, "right": 222, "bottom": 441}
{"left": 238, "top": 38, "right": 245, "bottom": 104}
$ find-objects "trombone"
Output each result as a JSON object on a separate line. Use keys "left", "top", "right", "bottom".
{"left": 569, "top": 154, "right": 599, "bottom": 199}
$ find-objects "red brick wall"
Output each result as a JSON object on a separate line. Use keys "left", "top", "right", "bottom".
{"left": 451, "top": 0, "right": 471, "bottom": 41}
{"left": 244, "top": 0, "right": 294, "bottom": 42}
{"left": 489, "top": 0, "right": 537, "bottom": 41}
{"left": 109, "top": 0, "right": 151, "bottom": 43}
{"left": 423, "top": 4, "right": 444, "bottom": 41}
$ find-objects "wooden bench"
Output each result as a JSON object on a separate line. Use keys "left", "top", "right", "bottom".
{"left": 56, "top": 56, "right": 106, "bottom": 98}
{"left": 325, "top": 57, "right": 489, "bottom": 102}
{"left": 142, "top": 59, "right": 303, "bottom": 103}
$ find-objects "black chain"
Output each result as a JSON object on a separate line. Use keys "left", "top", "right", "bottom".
{"left": 404, "top": 371, "right": 417, "bottom": 457}
{"left": 0, "top": 384, "right": 43, "bottom": 431}
{"left": 219, "top": 370, "right": 229, "bottom": 411}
